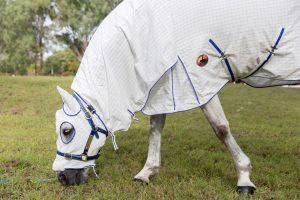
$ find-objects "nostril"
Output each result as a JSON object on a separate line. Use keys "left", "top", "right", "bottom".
{"left": 75, "top": 170, "right": 88, "bottom": 185}
{"left": 58, "top": 172, "right": 68, "bottom": 185}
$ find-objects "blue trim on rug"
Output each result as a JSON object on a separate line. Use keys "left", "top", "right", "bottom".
{"left": 141, "top": 80, "right": 229, "bottom": 116}
{"left": 241, "top": 75, "right": 300, "bottom": 88}
{"left": 139, "top": 59, "right": 179, "bottom": 112}
{"left": 127, "top": 109, "right": 135, "bottom": 117}
{"left": 171, "top": 66, "right": 176, "bottom": 111}
{"left": 178, "top": 56, "right": 201, "bottom": 105}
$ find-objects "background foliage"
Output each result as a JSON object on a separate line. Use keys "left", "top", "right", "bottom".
{"left": 0, "top": 0, "right": 121, "bottom": 75}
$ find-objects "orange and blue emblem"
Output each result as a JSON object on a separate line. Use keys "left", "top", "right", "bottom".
{"left": 196, "top": 54, "right": 209, "bottom": 67}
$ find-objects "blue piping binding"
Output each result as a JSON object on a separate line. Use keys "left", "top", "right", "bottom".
{"left": 244, "top": 28, "right": 285, "bottom": 78}
{"left": 127, "top": 109, "right": 135, "bottom": 116}
{"left": 178, "top": 56, "right": 201, "bottom": 105}
{"left": 140, "top": 60, "right": 179, "bottom": 112}
{"left": 209, "top": 39, "right": 235, "bottom": 82}
{"left": 62, "top": 102, "right": 81, "bottom": 117}
{"left": 171, "top": 66, "right": 176, "bottom": 111}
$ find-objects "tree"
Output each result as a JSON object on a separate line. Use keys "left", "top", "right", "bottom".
{"left": 0, "top": 0, "right": 8, "bottom": 71}
{"left": 54, "top": 0, "right": 121, "bottom": 61}
{"left": 0, "top": 0, "right": 34, "bottom": 74}
{"left": 0, "top": 0, "right": 122, "bottom": 75}
{"left": 29, "top": 0, "right": 56, "bottom": 74}
{"left": 44, "top": 49, "right": 79, "bottom": 75}
{"left": 0, "top": 0, "right": 54, "bottom": 75}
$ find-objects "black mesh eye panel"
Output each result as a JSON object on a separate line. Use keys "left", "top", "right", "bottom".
{"left": 60, "top": 122, "right": 76, "bottom": 144}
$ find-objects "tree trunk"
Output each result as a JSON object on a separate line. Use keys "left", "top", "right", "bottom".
{"left": 71, "top": 46, "right": 83, "bottom": 61}
{"left": 35, "top": 52, "right": 38, "bottom": 76}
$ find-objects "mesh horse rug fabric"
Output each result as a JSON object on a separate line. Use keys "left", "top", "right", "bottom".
{"left": 71, "top": 0, "right": 300, "bottom": 132}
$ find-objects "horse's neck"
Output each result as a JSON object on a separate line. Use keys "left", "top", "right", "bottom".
{"left": 72, "top": 73, "right": 136, "bottom": 132}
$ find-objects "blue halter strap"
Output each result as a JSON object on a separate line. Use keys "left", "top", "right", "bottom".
{"left": 56, "top": 93, "right": 108, "bottom": 162}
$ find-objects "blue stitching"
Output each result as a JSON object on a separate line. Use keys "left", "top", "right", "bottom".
{"left": 171, "top": 66, "right": 176, "bottom": 111}
{"left": 60, "top": 122, "right": 76, "bottom": 144}
{"left": 178, "top": 56, "right": 201, "bottom": 105}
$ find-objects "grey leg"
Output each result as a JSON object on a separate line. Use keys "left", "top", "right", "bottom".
{"left": 201, "top": 95, "right": 256, "bottom": 194}
{"left": 134, "top": 114, "right": 166, "bottom": 183}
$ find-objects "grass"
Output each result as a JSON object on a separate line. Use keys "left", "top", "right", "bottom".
{"left": 0, "top": 76, "right": 299, "bottom": 199}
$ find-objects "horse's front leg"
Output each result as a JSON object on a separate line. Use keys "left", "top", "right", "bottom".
{"left": 134, "top": 114, "right": 166, "bottom": 183}
{"left": 201, "top": 95, "right": 256, "bottom": 195}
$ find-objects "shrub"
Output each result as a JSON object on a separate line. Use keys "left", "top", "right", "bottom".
{"left": 44, "top": 49, "right": 79, "bottom": 75}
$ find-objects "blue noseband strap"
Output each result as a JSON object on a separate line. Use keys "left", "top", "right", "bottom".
{"left": 56, "top": 150, "right": 100, "bottom": 161}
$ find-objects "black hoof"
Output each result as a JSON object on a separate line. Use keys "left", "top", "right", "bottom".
{"left": 237, "top": 186, "right": 256, "bottom": 195}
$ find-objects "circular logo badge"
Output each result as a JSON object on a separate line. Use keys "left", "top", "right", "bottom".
{"left": 196, "top": 54, "right": 209, "bottom": 67}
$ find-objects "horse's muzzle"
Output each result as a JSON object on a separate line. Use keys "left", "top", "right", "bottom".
{"left": 57, "top": 169, "right": 88, "bottom": 186}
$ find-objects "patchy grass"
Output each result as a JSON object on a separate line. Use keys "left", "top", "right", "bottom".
{"left": 0, "top": 76, "right": 299, "bottom": 199}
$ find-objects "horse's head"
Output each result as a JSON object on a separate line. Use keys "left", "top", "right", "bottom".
{"left": 53, "top": 86, "right": 108, "bottom": 185}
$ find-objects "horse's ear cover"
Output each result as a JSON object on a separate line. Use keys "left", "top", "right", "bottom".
{"left": 57, "top": 86, "right": 80, "bottom": 115}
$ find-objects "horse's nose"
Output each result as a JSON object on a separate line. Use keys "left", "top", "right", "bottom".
{"left": 57, "top": 169, "right": 88, "bottom": 186}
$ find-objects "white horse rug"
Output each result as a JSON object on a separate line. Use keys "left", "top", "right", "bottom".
{"left": 71, "top": 0, "right": 300, "bottom": 133}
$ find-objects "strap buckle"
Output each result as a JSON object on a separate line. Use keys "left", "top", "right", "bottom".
{"left": 84, "top": 111, "right": 92, "bottom": 120}
{"left": 87, "top": 105, "right": 96, "bottom": 114}
{"left": 81, "top": 154, "right": 88, "bottom": 162}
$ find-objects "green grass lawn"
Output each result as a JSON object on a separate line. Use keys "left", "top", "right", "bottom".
{"left": 0, "top": 76, "right": 299, "bottom": 199}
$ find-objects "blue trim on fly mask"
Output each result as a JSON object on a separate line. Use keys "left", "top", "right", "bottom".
{"left": 209, "top": 39, "right": 235, "bottom": 82}
{"left": 56, "top": 93, "right": 109, "bottom": 162}
{"left": 244, "top": 28, "right": 285, "bottom": 78}
{"left": 62, "top": 102, "right": 81, "bottom": 116}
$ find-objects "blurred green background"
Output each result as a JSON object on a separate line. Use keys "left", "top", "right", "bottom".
{"left": 0, "top": 0, "right": 121, "bottom": 76}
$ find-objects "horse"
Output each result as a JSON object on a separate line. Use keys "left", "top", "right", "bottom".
{"left": 53, "top": 0, "right": 300, "bottom": 195}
